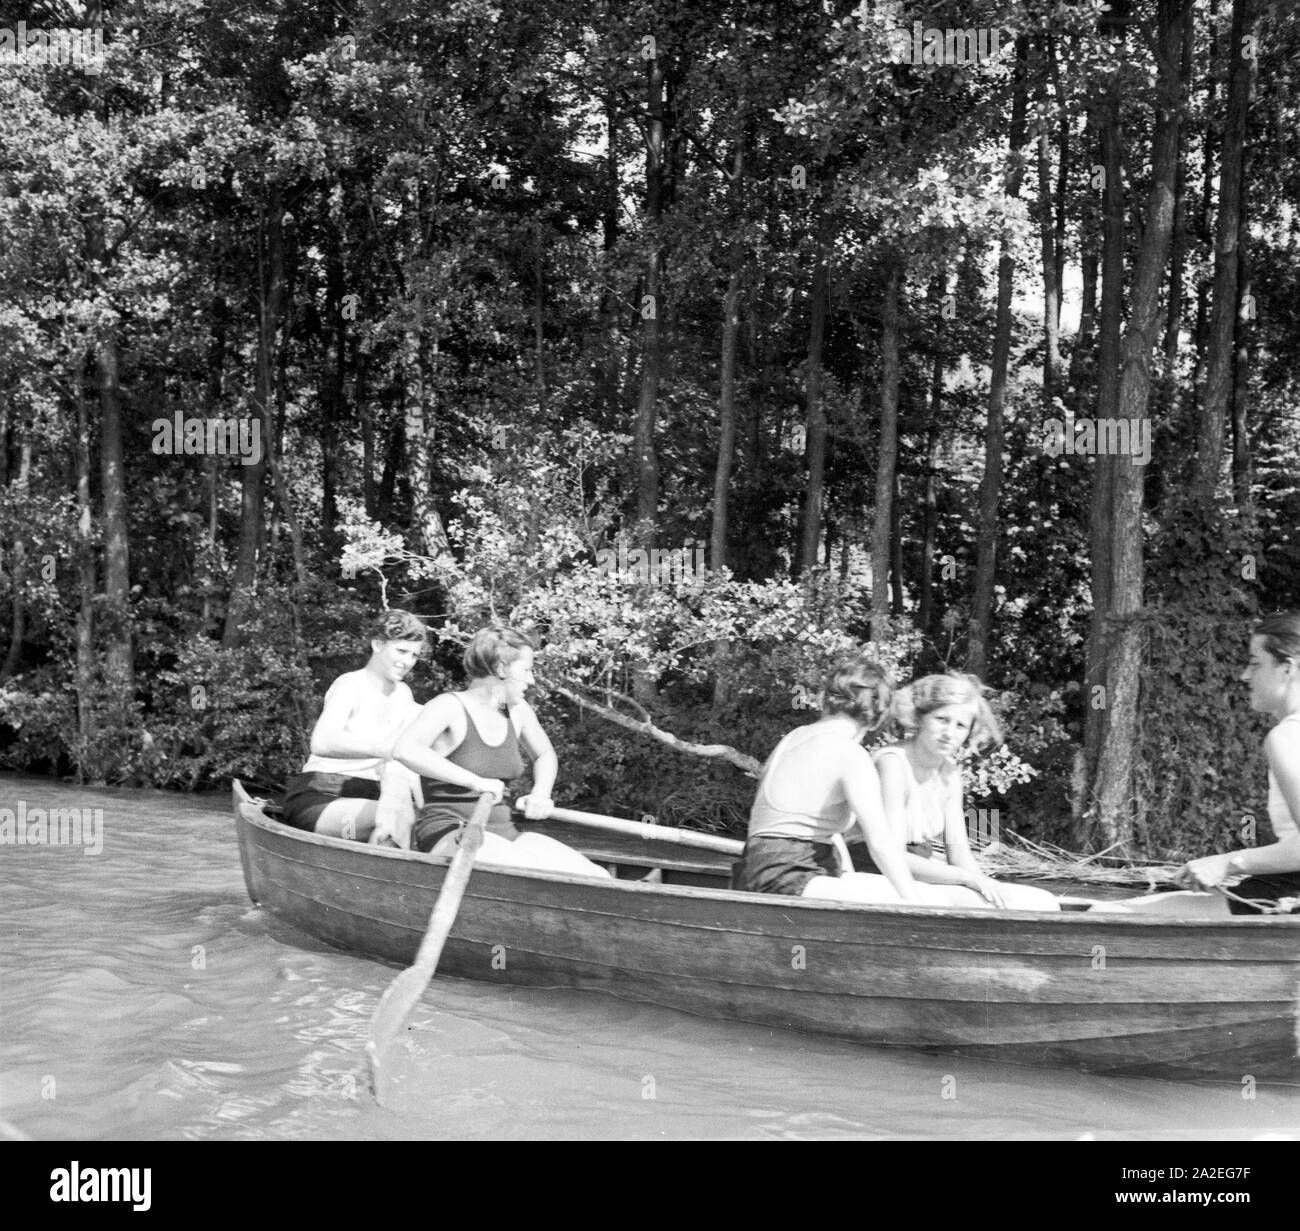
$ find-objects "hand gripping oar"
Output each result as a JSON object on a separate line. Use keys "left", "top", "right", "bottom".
{"left": 522, "top": 802, "right": 744, "bottom": 856}
{"left": 366, "top": 791, "right": 494, "bottom": 1100}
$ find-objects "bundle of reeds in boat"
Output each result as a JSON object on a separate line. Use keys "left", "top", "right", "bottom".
{"left": 972, "top": 830, "right": 1182, "bottom": 889}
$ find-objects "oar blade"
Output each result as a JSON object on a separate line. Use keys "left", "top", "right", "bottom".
{"left": 366, "top": 792, "right": 493, "bottom": 1101}
{"left": 368, "top": 965, "right": 433, "bottom": 1065}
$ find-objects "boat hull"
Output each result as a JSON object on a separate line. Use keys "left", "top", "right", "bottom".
{"left": 235, "top": 788, "right": 1300, "bottom": 1082}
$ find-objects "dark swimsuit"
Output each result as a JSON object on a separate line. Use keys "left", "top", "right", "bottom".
{"left": 281, "top": 773, "right": 381, "bottom": 831}
{"left": 412, "top": 695, "right": 526, "bottom": 853}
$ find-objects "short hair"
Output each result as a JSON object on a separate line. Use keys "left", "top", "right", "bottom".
{"left": 368, "top": 608, "right": 428, "bottom": 645}
{"left": 1254, "top": 612, "right": 1300, "bottom": 665}
{"left": 892, "top": 673, "right": 1002, "bottom": 750}
{"left": 463, "top": 626, "right": 534, "bottom": 680}
{"left": 822, "top": 656, "right": 893, "bottom": 730}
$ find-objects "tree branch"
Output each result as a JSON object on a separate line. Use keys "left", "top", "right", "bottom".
{"left": 548, "top": 680, "right": 762, "bottom": 777}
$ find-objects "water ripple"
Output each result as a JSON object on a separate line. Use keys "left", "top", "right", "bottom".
{"left": 4, "top": 772, "right": 1300, "bottom": 1140}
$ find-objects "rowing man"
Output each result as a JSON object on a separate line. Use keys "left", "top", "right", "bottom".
{"left": 280, "top": 609, "right": 427, "bottom": 843}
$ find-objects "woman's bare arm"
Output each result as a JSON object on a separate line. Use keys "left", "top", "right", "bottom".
{"left": 393, "top": 695, "right": 504, "bottom": 798}
{"left": 842, "top": 746, "right": 924, "bottom": 902}
{"left": 514, "top": 701, "right": 558, "bottom": 818}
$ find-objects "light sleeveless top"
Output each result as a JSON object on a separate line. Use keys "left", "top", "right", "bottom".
{"left": 300, "top": 673, "right": 418, "bottom": 779}
{"left": 872, "top": 744, "right": 959, "bottom": 851}
{"left": 747, "top": 726, "right": 854, "bottom": 843}
{"left": 1267, "top": 712, "right": 1300, "bottom": 842}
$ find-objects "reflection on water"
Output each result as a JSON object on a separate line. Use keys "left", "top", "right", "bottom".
{"left": 1, "top": 773, "right": 1298, "bottom": 1140}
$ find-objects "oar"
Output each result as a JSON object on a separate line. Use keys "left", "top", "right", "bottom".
{"left": 365, "top": 791, "right": 494, "bottom": 1101}
{"left": 521, "top": 802, "right": 744, "bottom": 856}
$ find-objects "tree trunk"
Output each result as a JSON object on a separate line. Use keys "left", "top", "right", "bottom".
{"left": 1052, "top": 38, "right": 1069, "bottom": 308}
{"left": 711, "top": 261, "right": 742, "bottom": 571}
{"left": 202, "top": 289, "right": 228, "bottom": 627}
{"left": 798, "top": 210, "right": 831, "bottom": 575}
{"left": 598, "top": 88, "right": 622, "bottom": 423}
{"left": 1192, "top": 0, "right": 1221, "bottom": 405}
{"left": 532, "top": 225, "right": 548, "bottom": 414}
{"left": 869, "top": 257, "right": 902, "bottom": 640}
{"left": 356, "top": 347, "right": 376, "bottom": 518}
{"left": 1036, "top": 36, "right": 1063, "bottom": 403}
{"left": 1082, "top": 1, "right": 1130, "bottom": 806}
{"left": 224, "top": 188, "right": 284, "bottom": 648}
{"left": 321, "top": 235, "right": 345, "bottom": 534}
{"left": 1089, "top": 0, "right": 1188, "bottom": 851}
{"left": 919, "top": 426, "right": 940, "bottom": 635}
{"left": 969, "top": 35, "right": 1028, "bottom": 676}
{"left": 96, "top": 334, "right": 133, "bottom": 700}
{"left": 1, "top": 431, "right": 31, "bottom": 681}
{"left": 919, "top": 276, "right": 945, "bottom": 635}
{"left": 1231, "top": 201, "right": 1254, "bottom": 509}
{"left": 633, "top": 52, "right": 665, "bottom": 537}
{"left": 1069, "top": 173, "right": 1099, "bottom": 397}
{"left": 73, "top": 355, "right": 96, "bottom": 782}
{"left": 889, "top": 471, "right": 904, "bottom": 616}
{"left": 1162, "top": 4, "right": 1195, "bottom": 379}
{"left": 406, "top": 324, "right": 452, "bottom": 559}
{"left": 711, "top": 138, "right": 745, "bottom": 572}
{"left": 1194, "top": 0, "right": 1253, "bottom": 502}
{"left": 268, "top": 456, "right": 308, "bottom": 595}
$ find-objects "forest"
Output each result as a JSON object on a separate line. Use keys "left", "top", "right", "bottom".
{"left": 1, "top": 0, "right": 1297, "bottom": 859}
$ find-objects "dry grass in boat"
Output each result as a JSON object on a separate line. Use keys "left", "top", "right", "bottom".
{"left": 972, "top": 831, "right": 1182, "bottom": 889}
{"left": 974, "top": 833, "right": 1300, "bottom": 913}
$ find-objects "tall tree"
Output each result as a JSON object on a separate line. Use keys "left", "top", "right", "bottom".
{"left": 969, "top": 35, "right": 1029, "bottom": 677}
{"left": 1195, "top": 0, "right": 1255, "bottom": 501}
{"left": 869, "top": 256, "right": 902, "bottom": 639}
{"left": 632, "top": 37, "right": 666, "bottom": 536}
{"left": 224, "top": 191, "right": 285, "bottom": 647}
{"left": 798, "top": 206, "right": 831, "bottom": 575}
{"left": 1088, "top": 0, "right": 1191, "bottom": 850}
{"left": 1082, "top": 0, "right": 1131, "bottom": 806}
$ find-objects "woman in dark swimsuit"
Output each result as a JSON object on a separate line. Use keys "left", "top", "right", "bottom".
{"left": 393, "top": 626, "right": 610, "bottom": 877}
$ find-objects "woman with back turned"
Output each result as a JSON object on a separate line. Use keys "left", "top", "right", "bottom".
{"left": 734, "top": 656, "right": 947, "bottom": 905}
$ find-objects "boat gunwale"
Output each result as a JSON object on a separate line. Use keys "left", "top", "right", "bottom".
{"left": 235, "top": 792, "right": 1300, "bottom": 931}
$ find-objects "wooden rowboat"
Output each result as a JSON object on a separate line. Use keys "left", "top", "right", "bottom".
{"left": 233, "top": 782, "right": 1300, "bottom": 1082}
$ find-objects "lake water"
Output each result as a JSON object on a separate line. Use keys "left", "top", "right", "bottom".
{"left": 2, "top": 772, "right": 1298, "bottom": 1141}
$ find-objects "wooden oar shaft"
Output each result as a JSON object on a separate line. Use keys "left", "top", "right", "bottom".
{"left": 407, "top": 811, "right": 486, "bottom": 973}
{"left": 366, "top": 792, "right": 494, "bottom": 1098}
{"left": 536, "top": 804, "right": 744, "bottom": 857}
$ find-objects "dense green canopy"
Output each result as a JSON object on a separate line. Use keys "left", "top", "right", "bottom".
{"left": 1, "top": 0, "right": 1296, "bottom": 857}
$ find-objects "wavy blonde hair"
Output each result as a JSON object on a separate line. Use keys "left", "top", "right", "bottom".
{"left": 891, "top": 673, "right": 1002, "bottom": 750}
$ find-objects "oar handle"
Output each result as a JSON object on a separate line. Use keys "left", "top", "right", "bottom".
{"left": 523, "top": 802, "right": 744, "bottom": 857}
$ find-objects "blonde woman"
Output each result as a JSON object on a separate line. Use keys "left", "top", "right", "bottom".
{"left": 872, "top": 674, "right": 1059, "bottom": 911}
